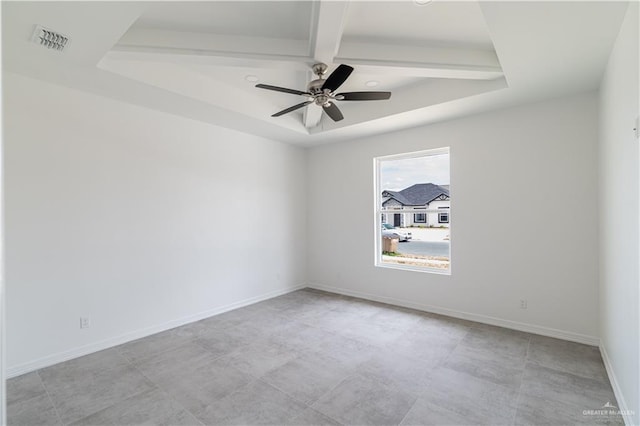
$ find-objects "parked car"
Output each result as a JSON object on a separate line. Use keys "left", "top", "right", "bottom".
{"left": 381, "top": 223, "right": 412, "bottom": 242}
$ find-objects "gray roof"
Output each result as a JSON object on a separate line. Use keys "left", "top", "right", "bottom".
{"left": 383, "top": 183, "right": 449, "bottom": 206}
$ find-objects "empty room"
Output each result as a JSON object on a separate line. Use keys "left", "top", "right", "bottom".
{"left": 1, "top": 1, "right": 639, "bottom": 425}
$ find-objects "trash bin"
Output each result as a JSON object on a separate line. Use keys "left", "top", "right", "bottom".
{"left": 382, "top": 236, "right": 399, "bottom": 253}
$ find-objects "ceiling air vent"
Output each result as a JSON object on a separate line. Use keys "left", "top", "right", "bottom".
{"left": 31, "top": 25, "right": 69, "bottom": 52}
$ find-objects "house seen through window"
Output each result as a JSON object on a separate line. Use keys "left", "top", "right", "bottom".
{"left": 375, "top": 148, "right": 450, "bottom": 273}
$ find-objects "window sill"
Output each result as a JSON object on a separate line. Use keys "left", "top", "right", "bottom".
{"left": 375, "top": 261, "right": 451, "bottom": 275}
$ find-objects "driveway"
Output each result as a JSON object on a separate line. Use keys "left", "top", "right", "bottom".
{"left": 398, "top": 240, "right": 450, "bottom": 257}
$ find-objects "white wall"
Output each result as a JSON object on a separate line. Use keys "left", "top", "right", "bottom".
{"left": 308, "top": 92, "right": 600, "bottom": 342}
{"left": 598, "top": 2, "right": 639, "bottom": 424}
{"left": 0, "top": 65, "right": 6, "bottom": 425}
{"left": 3, "top": 73, "right": 307, "bottom": 375}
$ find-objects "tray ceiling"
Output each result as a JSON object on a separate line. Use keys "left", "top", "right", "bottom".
{"left": 2, "top": 1, "right": 629, "bottom": 144}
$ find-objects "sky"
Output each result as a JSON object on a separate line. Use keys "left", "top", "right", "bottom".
{"left": 380, "top": 153, "right": 450, "bottom": 191}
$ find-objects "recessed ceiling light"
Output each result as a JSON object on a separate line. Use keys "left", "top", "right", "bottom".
{"left": 365, "top": 80, "right": 379, "bottom": 87}
{"left": 245, "top": 75, "right": 259, "bottom": 82}
{"left": 414, "top": 0, "right": 433, "bottom": 5}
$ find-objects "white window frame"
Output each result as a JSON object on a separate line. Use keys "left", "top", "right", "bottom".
{"left": 438, "top": 212, "right": 449, "bottom": 223}
{"left": 373, "top": 147, "right": 451, "bottom": 275}
{"left": 414, "top": 213, "right": 427, "bottom": 223}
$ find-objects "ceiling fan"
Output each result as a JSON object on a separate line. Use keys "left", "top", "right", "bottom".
{"left": 255, "top": 63, "right": 391, "bottom": 122}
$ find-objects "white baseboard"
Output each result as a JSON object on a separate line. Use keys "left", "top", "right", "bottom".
{"left": 307, "top": 283, "right": 600, "bottom": 346}
{"left": 7, "top": 284, "right": 306, "bottom": 378}
{"left": 600, "top": 343, "right": 636, "bottom": 426}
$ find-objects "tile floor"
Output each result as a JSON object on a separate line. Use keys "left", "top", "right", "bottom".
{"left": 7, "top": 289, "right": 624, "bottom": 425}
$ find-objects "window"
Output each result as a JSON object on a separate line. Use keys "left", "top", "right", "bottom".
{"left": 375, "top": 147, "right": 450, "bottom": 274}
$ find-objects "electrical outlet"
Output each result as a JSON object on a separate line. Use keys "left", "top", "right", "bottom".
{"left": 520, "top": 300, "right": 528, "bottom": 309}
{"left": 80, "top": 317, "right": 91, "bottom": 329}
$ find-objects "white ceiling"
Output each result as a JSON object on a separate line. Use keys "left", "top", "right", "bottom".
{"left": 134, "top": 2, "right": 315, "bottom": 40}
{"left": 341, "top": 1, "right": 494, "bottom": 49}
{"left": 1, "top": 1, "right": 630, "bottom": 145}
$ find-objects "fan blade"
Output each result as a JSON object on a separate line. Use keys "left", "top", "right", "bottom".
{"left": 271, "top": 101, "right": 313, "bottom": 117}
{"left": 321, "top": 64, "right": 354, "bottom": 92}
{"left": 323, "top": 102, "right": 344, "bottom": 122}
{"left": 256, "top": 84, "right": 310, "bottom": 96}
{"left": 336, "top": 91, "right": 391, "bottom": 101}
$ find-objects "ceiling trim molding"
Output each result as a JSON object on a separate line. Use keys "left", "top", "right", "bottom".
{"left": 109, "top": 46, "right": 313, "bottom": 69}
{"left": 333, "top": 57, "right": 503, "bottom": 80}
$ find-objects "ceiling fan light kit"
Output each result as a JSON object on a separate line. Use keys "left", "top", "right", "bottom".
{"left": 256, "top": 63, "right": 392, "bottom": 123}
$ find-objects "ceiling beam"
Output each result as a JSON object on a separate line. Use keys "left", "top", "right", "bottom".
{"left": 303, "top": 102, "right": 324, "bottom": 129}
{"left": 302, "top": 69, "right": 322, "bottom": 129}
{"left": 109, "top": 47, "right": 311, "bottom": 71}
{"left": 336, "top": 40, "right": 503, "bottom": 80}
{"left": 117, "top": 29, "right": 310, "bottom": 58}
{"left": 303, "top": 1, "right": 350, "bottom": 128}
{"left": 310, "top": 1, "right": 350, "bottom": 64}
{"left": 113, "top": 21, "right": 502, "bottom": 81}
{"left": 332, "top": 58, "right": 503, "bottom": 80}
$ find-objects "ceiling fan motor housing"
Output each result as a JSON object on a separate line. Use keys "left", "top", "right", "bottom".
{"left": 307, "top": 79, "right": 326, "bottom": 95}
{"left": 307, "top": 79, "right": 332, "bottom": 106}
